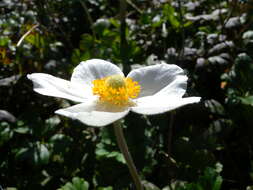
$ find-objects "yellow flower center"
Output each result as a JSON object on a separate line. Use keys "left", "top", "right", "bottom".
{"left": 92, "top": 74, "right": 141, "bottom": 106}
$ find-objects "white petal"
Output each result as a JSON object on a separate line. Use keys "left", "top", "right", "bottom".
{"left": 27, "top": 73, "right": 92, "bottom": 102}
{"left": 155, "top": 75, "right": 188, "bottom": 97}
{"left": 71, "top": 59, "right": 124, "bottom": 87}
{"left": 127, "top": 63, "right": 187, "bottom": 98}
{"left": 131, "top": 95, "right": 201, "bottom": 115}
{"left": 55, "top": 101, "right": 130, "bottom": 127}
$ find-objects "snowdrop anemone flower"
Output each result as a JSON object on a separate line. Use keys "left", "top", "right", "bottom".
{"left": 27, "top": 59, "right": 201, "bottom": 127}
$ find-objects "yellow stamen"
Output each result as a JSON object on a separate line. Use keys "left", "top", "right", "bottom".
{"left": 92, "top": 74, "right": 141, "bottom": 106}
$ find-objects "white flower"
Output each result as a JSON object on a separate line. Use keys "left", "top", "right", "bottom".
{"left": 27, "top": 59, "right": 201, "bottom": 127}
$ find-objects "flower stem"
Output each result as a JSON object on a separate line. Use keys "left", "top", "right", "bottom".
{"left": 113, "top": 121, "right": 143, "bottom": 190}
{"left": 119, "top": 0, "right": 130, "bottom": 74}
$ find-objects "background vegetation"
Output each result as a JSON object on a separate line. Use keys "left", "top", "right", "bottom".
{"left": 0, "top": 0, "right": 253, "bottom": 189}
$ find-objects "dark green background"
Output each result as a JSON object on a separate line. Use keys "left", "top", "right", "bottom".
{"left": 0, "top": 0, "right": 253, "bottom": 189}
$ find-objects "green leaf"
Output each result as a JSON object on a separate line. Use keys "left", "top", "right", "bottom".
{"left": 45, "top": 116, "right": 61, "bottom": 127}
{"left": 50, "top": 134, "right": 73, "bottom": 154}
{"left": 183, "top": 21, "right": 193, "bottom": 28}
{"left": 93, "top": 18, "right": 111, "bottom": 35}
{"left": 163, "top": 4, "right": 180, "bottom": 29}
{"left": 58, "top": 177, "right": 89, "bottom": 190}
{"left": 243, "top": 30, "right": 253, "bottom": 40}
{"left": 115, "top": 152, "right": 125, "bottom": 164}
{"left": 14, "top": 126, "right": 30, "bottom": 134}
{"left": 0, "top": 36, "right": 10, "bottom": 46}
{"left": 199, "top": 167, "right": 222, "bottom": 190}
{"left": 212, "top": 176, "right": 222, "bottom": 190}
{"left": 5, "top": 188, "right": 18, "bottom": 190}
{"left": 37, "top": 143, "right": 50, "bottom": 165}
{"left": 80, "top": 34, "right": 94, "bottom": 50}
{"left": 0, "top": 122, "right": 13, "bottom": 145}
{"left": 25, "top": 33, "right": 45, "bottom": 48}
{"left": 15, "top": 147, "right": 30, "bottom": 161}
{"left": 15, "top": 142, "right": 50, "bottom": 165}
{"left": 143, "top": 181, "right": 161, "bottom": 190}
{"left": 109, "top": 18, "right": 120, "bottom": 28}
{"left": 239, "top": 96, "right": 253, "bottom": 106}
{"left": 95, "top": 148, "right": 109, "bottom": 156}
{"left": 97, "top": 187, "right": 113, "bottom": 190}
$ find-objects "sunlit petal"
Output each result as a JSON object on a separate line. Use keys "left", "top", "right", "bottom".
{"left": 127, "top": 63, "right": 187, "bottom": 98}
{"left": 155, "top": 75, "right": 188, "bottom": 97}
{"left": 131, "top": 95, "right": 201, "bottom": 115}
{"left": 71, "top": 59, "right": 124, "bottom": 87}
{"left": 27, "top": 73, "right": 91, "bottom": 102}
{"left": 55, "top": 100, "right": 130, "bottom": 127}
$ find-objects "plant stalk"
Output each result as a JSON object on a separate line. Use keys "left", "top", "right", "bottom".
{"left": 113, "top": 121, "right": 143, "bottom": 190}
{"left": 119, "top": 0, "right": 130, "bottom": 75}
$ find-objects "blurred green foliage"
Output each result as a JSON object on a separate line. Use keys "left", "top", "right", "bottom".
{"left": 0, "top": 0, "right": 253, "bottom": 189}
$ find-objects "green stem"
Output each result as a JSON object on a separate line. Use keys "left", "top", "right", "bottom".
{"left": 79, "top": 0, "right": 96, "bottom": 38}
{"left": 119, "top": 0, "right": 130, "bottom": 75}
{"left": 113, "top": 121, "right": 143, "bottom": 190}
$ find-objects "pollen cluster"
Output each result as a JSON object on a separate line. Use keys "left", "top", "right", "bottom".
{"left": 92, "top": 74, "right": 141, "bottom": 106}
